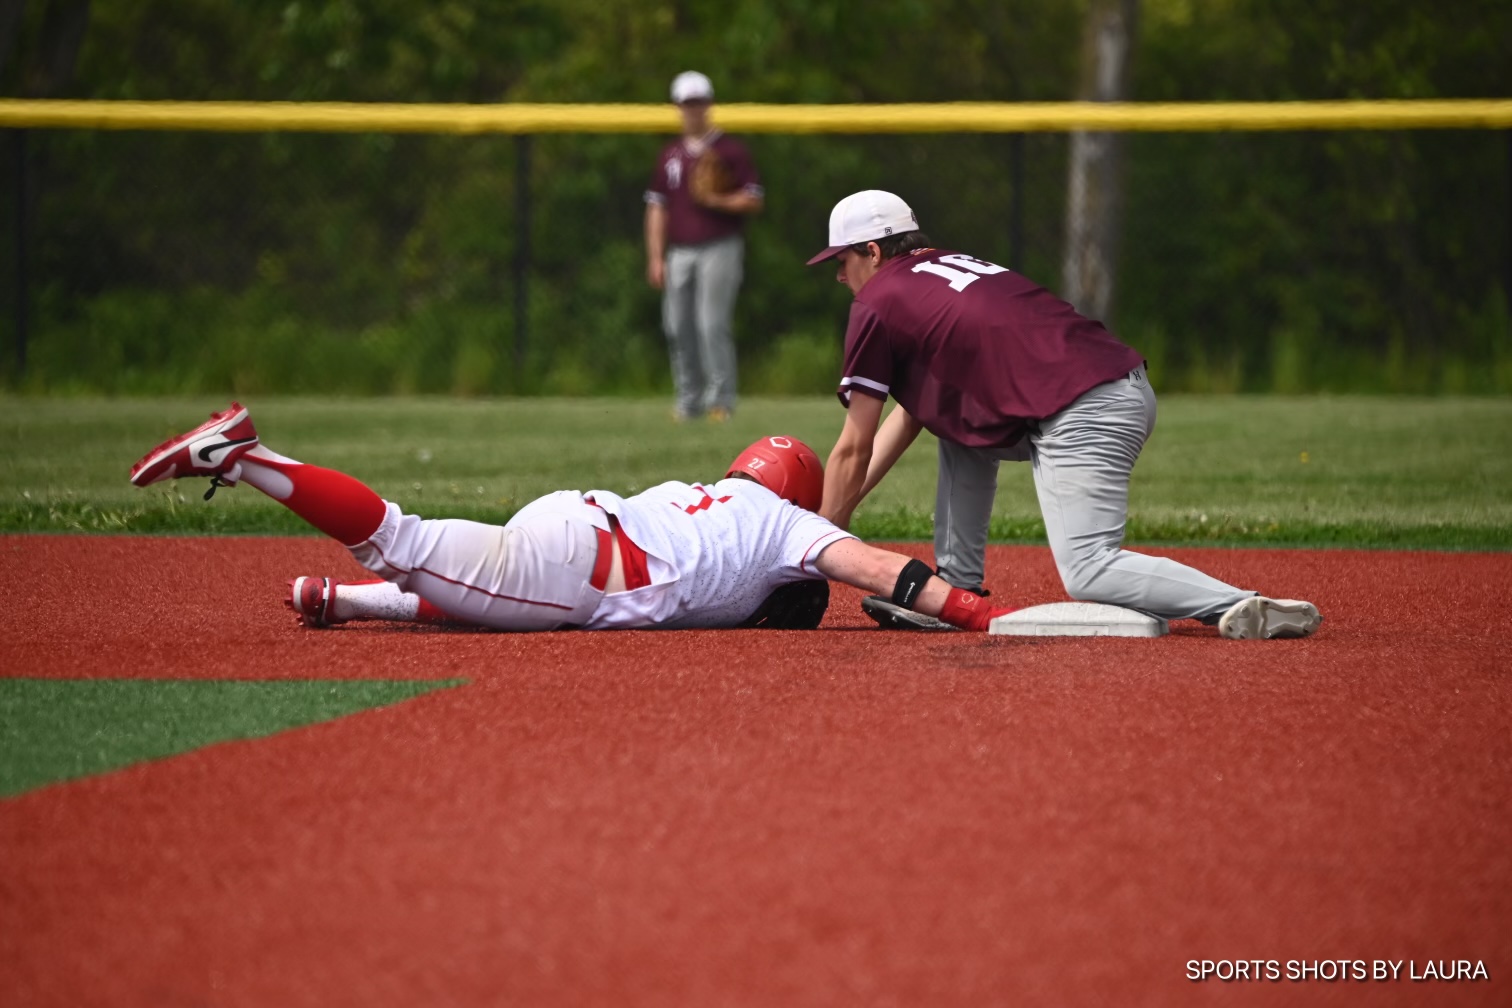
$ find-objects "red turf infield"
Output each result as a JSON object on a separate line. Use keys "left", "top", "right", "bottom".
{"left": 2, "top": 535, "right": 1509, "bottom": 1007}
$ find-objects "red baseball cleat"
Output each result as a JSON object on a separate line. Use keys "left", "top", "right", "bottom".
{"left": 286, "top": 576, "right": 347, "bottom": 629}
{"left": 129, "top": 402, "right": 259, "bottom": 495}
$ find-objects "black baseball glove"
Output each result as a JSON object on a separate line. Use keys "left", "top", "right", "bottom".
{"left": 738, "top": 579, "right": 830, "bottom": 629}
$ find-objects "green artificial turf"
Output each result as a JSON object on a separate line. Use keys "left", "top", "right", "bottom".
{"left": 0, "top": 678, "right": 462, "bottom": 798}
{"left": 2, "top": 394, "right": 1509, "bottom": 549}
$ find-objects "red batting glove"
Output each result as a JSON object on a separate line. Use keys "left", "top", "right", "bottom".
{"left": 937, "top": 588, "right": 1018, "bottom": 631}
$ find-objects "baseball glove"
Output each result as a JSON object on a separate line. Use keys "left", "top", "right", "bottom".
{"left": 689, "top": 146, "right": 737, "bottom": 208}
{"left": 739, "top": 579, "right": 829, "bottom": 629}
{"left": 860, "top": 595, "right": 959, "bottom": 632}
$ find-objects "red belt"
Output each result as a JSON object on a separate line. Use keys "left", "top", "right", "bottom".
{"left": 587, "top": 505, "right": 652, "bottom": 592}
{"left": 589, "top": 526, "right": 614, "bottom": 591}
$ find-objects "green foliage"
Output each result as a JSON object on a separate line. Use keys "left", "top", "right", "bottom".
{"left": 746, "top": 329, "right": 843, "bottom": 396}
{"left": 0, "top": 1, "right": 1507, "bottom": 395}
{"left": 1124, "top": 0, "right": 1512, "bottom": 393}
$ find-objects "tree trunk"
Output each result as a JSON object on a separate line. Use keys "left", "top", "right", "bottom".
{"left": 0, "top": 1, "right": 28, "bottom": 83}
{"left": 4, "top": 1, "right": 89, "bottom": 377}
{"left": 1062, "top": 0, "right": 1137, "bottom": 323}
{"left": 31, "top": 0, "right": 89, "bottom": 95}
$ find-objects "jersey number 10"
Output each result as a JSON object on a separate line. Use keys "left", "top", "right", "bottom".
{"left": 911, "top": 253, "right": 1009, "bottom": 292}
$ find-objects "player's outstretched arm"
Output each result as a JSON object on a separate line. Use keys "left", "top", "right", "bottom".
{"left": 813, "top": 538, "right": 938, "bottom": 608}
{"left": 813, "top": 538, "right": 1013, "bottom": 631}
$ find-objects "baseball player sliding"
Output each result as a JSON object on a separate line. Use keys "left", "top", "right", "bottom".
{"left": 129, "top": 403, "right": 1015, "bottom": 632}
{"left": 810, "top": 190, "right": 1322, "bottom": 640}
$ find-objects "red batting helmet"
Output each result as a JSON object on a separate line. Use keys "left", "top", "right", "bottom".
{"left": 726, "top": 435, "right": 825, "bottom": 512}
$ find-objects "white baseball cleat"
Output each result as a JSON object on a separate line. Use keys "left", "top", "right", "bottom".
{"left": 1218, "top": 596, "right": 1322, "bottom": 640}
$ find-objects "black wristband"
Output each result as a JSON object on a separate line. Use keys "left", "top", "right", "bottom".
{"left": 891, "top": 558, "right": 935, "bottom": 610}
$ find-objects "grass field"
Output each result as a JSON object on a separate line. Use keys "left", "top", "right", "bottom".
{"left": 2, "top": 394, "right": 1509, "bottom": 549}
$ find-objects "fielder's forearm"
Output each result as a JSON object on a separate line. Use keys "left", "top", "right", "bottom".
{"left": 715, "top": 191, "right": 763, "bottom": 215}
{"left": 820, "top": 441, "right": 869, "bottom": 531}
{"left": 644, "top": 203, "right": 667, "bottom": 261}
{"left": 861, "top": 406, "right": 923, "bottom": 498}
{"left": 820, "top": 393, "right": 884, "bottom": 529}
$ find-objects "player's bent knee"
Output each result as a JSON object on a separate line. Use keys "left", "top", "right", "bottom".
{"left": 1059, "top": 558, "right": 1114, "bottom": 602}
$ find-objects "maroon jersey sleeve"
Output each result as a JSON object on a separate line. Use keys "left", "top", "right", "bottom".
{"left": 836, "top": 301, "right": 894, "bottom": 407}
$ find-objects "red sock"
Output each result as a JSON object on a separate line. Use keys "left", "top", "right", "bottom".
{"left": 242, "top": 458, "right": 387, "bottom": 546}
{"left": 415, "top": 598, "right": 456, "bottom": 625}
{"left": 938, "top": 589, "right": 1017, "bottom": 632}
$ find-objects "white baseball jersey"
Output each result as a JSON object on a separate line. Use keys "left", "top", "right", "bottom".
{"left": 583, "top": 477, "right": 854, "bottom": 629}
{"left": 349, "top": 478, "right": 853, "bottom": 631}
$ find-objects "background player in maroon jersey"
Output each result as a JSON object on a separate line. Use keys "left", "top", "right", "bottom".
{"left": 807, "top": 190, "right": 1321, "bottom": 640}
{"left": 644, "top": 71, "right": 764, "bottom": 423}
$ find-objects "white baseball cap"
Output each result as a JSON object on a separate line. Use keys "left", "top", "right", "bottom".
{"left": 806, "top": 190, "right": 920, "bottom": 265}
{"left": 670, "top": 71, "right": 714, "bottom": 104}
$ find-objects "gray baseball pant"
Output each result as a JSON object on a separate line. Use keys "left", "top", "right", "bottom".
{"left": 932, "top": 366, "right": 1251, "bottom": 621}
{"left": 663, "top": 234, "right": 742, "bottom": 417}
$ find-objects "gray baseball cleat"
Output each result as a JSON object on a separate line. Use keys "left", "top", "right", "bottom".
{"left": 1217, "top": 596, "right": 1322, "bottom": 640}
{"left": 861, "top": 595, "right": 959, "bottom": 632}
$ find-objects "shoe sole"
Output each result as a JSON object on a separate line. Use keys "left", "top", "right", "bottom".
{"left": 287, "top": 576, "right": 338, "bottom": 628}
{"left": 1219, "top": 597, "right": 1322, "bottom": 640}
{"left": 861, "top": 595, "right": 959, "bottom": 632}
{"left": 130, "top": 403, "right": 256, "bottom": 486}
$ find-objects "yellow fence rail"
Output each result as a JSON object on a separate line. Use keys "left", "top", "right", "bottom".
{"left": 1, "top": 98, "right": 1510, "bottom": 134}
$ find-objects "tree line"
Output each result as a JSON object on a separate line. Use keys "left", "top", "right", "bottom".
{"left": 2, "top": 0, "right": 1509, "bottom": 395}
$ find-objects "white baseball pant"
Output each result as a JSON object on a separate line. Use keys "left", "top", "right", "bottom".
{"left": 664, "top": 234, "right": 742, "bottom": 417}
{"left": 348, "top": 491, "right": 609, "bottom": 631}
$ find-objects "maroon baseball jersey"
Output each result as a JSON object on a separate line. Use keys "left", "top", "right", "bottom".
{"left": 837, "top": 248, "right": 1144, "bottom": 449}
{"left": 645, "top": 131, "right": 762, "bottom": 246}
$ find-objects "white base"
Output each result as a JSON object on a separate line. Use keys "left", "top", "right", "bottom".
{"left": 988, "top": 602, "right": 1168, "bottom": 638}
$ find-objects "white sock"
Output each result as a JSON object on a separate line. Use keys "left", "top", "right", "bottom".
{"left": 243, "top": 444, "right": 301, "bottom": 466}
{"left": 331, "top": 581, "right": 423, "bottom": 623}
{"left": 235, "top": 445, "right": 301, "bottom": 498}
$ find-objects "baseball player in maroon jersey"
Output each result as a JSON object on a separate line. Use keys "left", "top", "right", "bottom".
{"left": 808, "top": 190, "right": 1321, "bottom": 640}
{"left": 644, "top": 70, "right": 763, "bottom": 423}
{"left": 129, "top": 403, "right": 1015, "bottom": 633}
